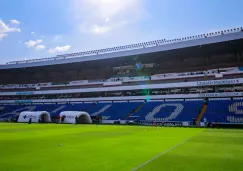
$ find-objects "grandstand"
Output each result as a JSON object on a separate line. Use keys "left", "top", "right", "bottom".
{"left": 1, "top": 27, "right": 243, "bottom": 126}
{"left": 2, "top": 27, "right": 243, "bottom": 171}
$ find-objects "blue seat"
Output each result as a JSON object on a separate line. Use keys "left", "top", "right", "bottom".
{"left": 134, "top": 101, "right": 203, "bottom": 122}
{"left": 1, "top": 100, "right": 242, "bottom": 123}
{"left": 203, "top": 100, "right": 243, "bottom": 123}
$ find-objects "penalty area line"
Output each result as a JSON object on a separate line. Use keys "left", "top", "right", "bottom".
{"left": 130, "top": 137, "right": 191, "bottom": 171}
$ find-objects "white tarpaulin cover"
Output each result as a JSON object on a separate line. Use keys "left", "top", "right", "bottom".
{"left": 18, "top": 111, "right": 51, "bottom": 123}
{"left": 59, "top": 111, "right": 92, "bottom": 124}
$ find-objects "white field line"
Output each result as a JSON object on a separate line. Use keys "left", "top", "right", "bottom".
{"left": 130, "top": 137, "right": 191, "bottom": 171}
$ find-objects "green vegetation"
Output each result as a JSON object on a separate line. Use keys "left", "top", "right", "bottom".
{"left": 0, "top": 124, "right": 243, "bottom": 171}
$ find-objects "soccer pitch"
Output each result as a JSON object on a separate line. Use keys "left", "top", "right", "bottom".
{"left": 1, "top": 124, "right": 243, "bottom": 171}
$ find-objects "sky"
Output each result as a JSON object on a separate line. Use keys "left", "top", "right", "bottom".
{"left": 0, "top": 0, "right": 243, "bottom": 64}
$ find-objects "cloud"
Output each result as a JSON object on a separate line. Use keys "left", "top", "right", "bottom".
{"left": 0, "top": 20, "right": 21, "bottom": 39}
{"left": 71, "top": 0, "right": 147, "bottom": 35}
{"left": 48, "top": 45, "right": 71, "bottom": 54}
{"left": 36, "top": 45, "right": 45, "bottom": 50}
{"left": 90, "top": 25, "right": 112, "bottom": 34}
{"left": 31, "top": 32, "right": 35, "bottom": 35}
{"left": 0, "top": 33, "right": 7, "bottom": 39}
{"left": 24, "top": 39, "right": 43, "bottom": 48}
{"left": 52, "top": 35, "right": 64, "bottom": 42}
{"left": 10, "top": 19, "right": 20, "bottom": 25}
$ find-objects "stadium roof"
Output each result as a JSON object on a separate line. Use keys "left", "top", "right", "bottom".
{"left": 0, "top": 27, "right": 243, "bottom": 70}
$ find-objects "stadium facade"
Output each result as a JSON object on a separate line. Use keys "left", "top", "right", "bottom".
{"left": 1, "top": 27, "right": 243, "bottom": 126}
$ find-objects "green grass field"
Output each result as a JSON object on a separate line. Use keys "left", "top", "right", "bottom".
{"left": 1, "top": 124, "right": 243, "bottom": 171}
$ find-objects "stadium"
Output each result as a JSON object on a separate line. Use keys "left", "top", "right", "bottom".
{"left": 1, "top": 28, "right": 243, "bottom": 171}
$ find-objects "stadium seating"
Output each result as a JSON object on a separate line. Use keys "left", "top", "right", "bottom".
{"left": 1, "top": 100, "right": 243, "bottom": 123}
{"left": 203, "top": 100, "right": 243, "bottom": 123}
{"left": 89, "top": 103, "right": 112, "bottom": 119}
{"left": 134, "top": 101, "right": 203, "bottom": 121}
{"left": 101, "top": 102, "right": 142, "bottom": 120}
{"left": 0, "top": 103, "right": 93, "bottom": 118}
{"left": 88, "top": 102, "right": 142, "bottom": 120}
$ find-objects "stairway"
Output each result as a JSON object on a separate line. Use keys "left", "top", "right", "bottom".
{"left": 123, "top": 103, "right": 145, "bottom": 120}
{"left": 196, "top": 104, "right": 208, "bottom": 125}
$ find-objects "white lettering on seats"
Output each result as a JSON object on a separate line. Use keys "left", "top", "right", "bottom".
{"left": 145, "top": 104, "right": 184, "bottom": 121}
{"left": 91, "top": 104, "right": 111, "bottom": 116}
{"left": 91, "top": 104, "right": 111, "bottom": 119}
{"left": 51, "top": 105, "right": 66, "bottom": 115}
{"left": 1, "top": 106, "right": 37, "bottom": 118}
{"left": 227, "top": 116, "right": 243, "bottom": 123}
{"left": 229, "top": 102, "right": 243, "bottom": 114}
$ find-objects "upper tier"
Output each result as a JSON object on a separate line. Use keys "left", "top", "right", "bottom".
{"left": 1, "top": 27, "right": 243, "bottom": 69}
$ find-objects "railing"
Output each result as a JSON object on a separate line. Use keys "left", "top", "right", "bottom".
{"left": 6, "top": 27, "right": 243, "bottom": 65}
